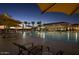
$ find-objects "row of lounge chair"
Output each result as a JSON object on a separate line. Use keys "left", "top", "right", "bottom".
{"left": 12, "top": 42, "right": 64, "bottom": 55}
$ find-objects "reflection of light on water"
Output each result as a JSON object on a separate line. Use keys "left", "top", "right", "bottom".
{"left": 75, "top": 32, "right": 78, "bottom": 42}
{"left": 42, "top": 32, "right": 45, "bottom": 39}
{"left": 67, "top": 32, "right": 70, "bottom": 40}
{"left": 67, "top": 32, "right": 78, "bottom": 42}
{"left": 23, "top": 32, "right": 26, "bottom": 39}
{"left": 37, "top": 32, "right": 45, "bottom": 39}
{"left": 22, "top": 32, "right": 26, "bottom": 45}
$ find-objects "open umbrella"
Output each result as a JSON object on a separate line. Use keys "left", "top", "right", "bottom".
{"left": 38, "top": 3, "right": 79, "bottom": 15}
{"left": 0, "top": 13, "right": 21, "bottom": 27}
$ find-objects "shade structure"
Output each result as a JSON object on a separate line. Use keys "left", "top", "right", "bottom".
{"left": 0, "top": 13, "right": 21, "bottom": 27}
{"left": 38, "top": 3, "right": 79, "bottom": 15}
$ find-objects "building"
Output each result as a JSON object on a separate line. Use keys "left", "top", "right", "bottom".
{"left": 42, "top": 22, "right": 79, "bottom": 31}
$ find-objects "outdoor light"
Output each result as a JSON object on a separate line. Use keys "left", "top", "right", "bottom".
{"left": 10, "top": 27, "right": 15, "bottom": 29}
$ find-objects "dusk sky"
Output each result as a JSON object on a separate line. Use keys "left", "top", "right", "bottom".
{"left": 0, "top": 3, "right": 79, "bottom": 24}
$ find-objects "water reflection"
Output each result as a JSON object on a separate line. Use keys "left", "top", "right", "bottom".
{"left": 21, "top": 31, "right": 79, "bottom": 43}
{"left": 75, "top": 32, "right": 78, "bottom": 42}
{"left": 67, "top": 32, "right": 70, "bottom": 40}
{"left": 23, "top": 32, "right": 26, "bottom": 39}
{"left": 34, "top": 31, "right": 79, "bottom": 43}
{"left": 37, "top": 32, "right": 45, "bottom": 39}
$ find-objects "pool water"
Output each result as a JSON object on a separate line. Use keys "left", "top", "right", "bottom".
{"left": 31, "top": 31, "right": 79, "bottom": 43}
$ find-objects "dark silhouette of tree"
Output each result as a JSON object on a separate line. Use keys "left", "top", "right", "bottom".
{"left": 31, "top": 21, "right": 35, "bottom": 27}
{"left": 37, "top": 21, "right": 42, "bottom": 31}
{"left": 27, "top": 22, "right": 30, "bottom": 26}
{"left": 31, "top": 21, "right": 35, "bottom": 31}
{"left": 24, "top": 21, "right": 27, "bottom": 26}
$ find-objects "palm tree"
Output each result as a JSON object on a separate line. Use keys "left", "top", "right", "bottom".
{"left": 37, "top": 21, "right": 42, "bottom": 31}
{"left": 27, "top": 22, "right": 30, "bottom": 26}
{"left": 31, "top": 21, "right": 35, "bottom": 27}
{"left": 31, "top": 21, "right": 35, "bottom": 31}
{"left": 24, "top": 21, "right": 27, "bottom": 26}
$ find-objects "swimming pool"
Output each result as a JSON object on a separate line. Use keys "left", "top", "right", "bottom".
{"left": 31, "top": 31, "right": 79, "bottom": 43}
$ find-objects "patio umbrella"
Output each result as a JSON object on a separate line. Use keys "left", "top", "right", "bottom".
{"left": 38, "top": 3, "right": 79, "bottom": 15}
{"left": 0, "top": 13, "right": 21, "bottom": 27}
